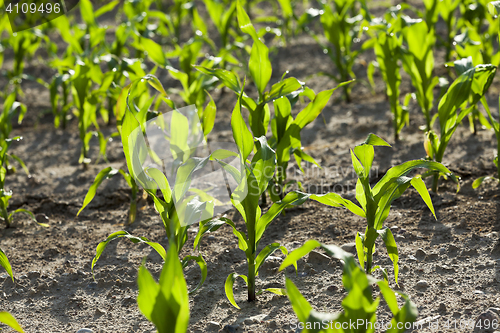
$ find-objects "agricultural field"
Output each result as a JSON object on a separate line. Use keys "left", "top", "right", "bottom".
{"left": 1, "top": 0, "right": 500, "bottom": 332}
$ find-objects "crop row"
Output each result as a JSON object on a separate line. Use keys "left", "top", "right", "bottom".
{"left": 1, "top": 0, "right": 500, "bottom": 332}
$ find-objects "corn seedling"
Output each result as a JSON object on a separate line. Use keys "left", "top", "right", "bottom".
{"left": 279, "top": 240, "right": 418, "bottom": 333}
{"left": 437, "top": 0, "right": 462, "bottom": 63}
{"left": 314, "top": 0, "right": 364, "bottom": 102}
{"left": 0, "top": 97, "right": 43, "bottom": 228}
{"left": 0, "top": 312, "right": 24, "bottom": 333}
{"left": 306, "top": 134, "right": 454, "bottom": 281}
{"left": 137, "top": 242, "right": 189, "bottom": 333}
{"left": 78, "top": 167, "right": 139, "bottom": 225}
{"left": 364, "top": 10, "right": 408, "bottom": 141}
{"left": 203, "top": 0, "right": 237, "bottom": 50}
{"left": 424, "top": 58, "right": 496, "bottom": 192}
{"left": 473, "top": 97, "right": 500, "bottom": 188}
{"left": 91, "top": 75, "right": 221, "bottom": 293}
{"left": 401, "top": 20, "right": 439, "bottom": 132}
{"left": 270, "top": 82, "right": 351, "bottom": 201}
{"left": 198, "top": 1, "right": 347, "bottom": 202}
{"left": 473, "top": 2, "right": 500, "bottom": 188}
{"left": 196, "top": 93, "right": 312, "bottom": 308}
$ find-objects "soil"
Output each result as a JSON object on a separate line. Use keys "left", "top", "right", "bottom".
{"left": 1, "top": 1, "right": 500, "bottom": 333}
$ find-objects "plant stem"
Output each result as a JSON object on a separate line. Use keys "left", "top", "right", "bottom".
{"left": 247, "top": 255, "right": 256, "bottom": 302}
{"left": 431, "top": 173, "right": 439, "bottom": 193}
{"left": 365, "top": 247, "right": 373, "bottom": 275}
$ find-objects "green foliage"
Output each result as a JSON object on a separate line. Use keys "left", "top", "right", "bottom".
{"left": 136, "top": 243, "right": 190, "bottom": 333}
{"left": 401, "top": 20, "right": 439, "bottom": 131}
{"left": 424, "top": 58, "right": 496, "bottom": 191}
{"left": 0, "top": 247, "right": 13, "bottom": 282}
{"left": 91, "top": 75, "right": 218, "bottom": 293}
{"left": 78, "top": 167, "right": 139, "bottom": 225}
{"left": 306, "top": 134, "right": 453, "bottom": 281}
{"left": 280, "top": 240, "right": 418, "bottom": 333}
{"left": 315, "top": 0, "right": 364, "bottom": 102}
{"left": 473, "top": 97, "right": 500, "bottom": 188}
{"left": 364, "top": 11, "right": 407, "bottom": 141}
{"left": 198, "top": 93, "right": 308, "bottom": 307}
{"left": 0, "top": 312, "right": 24, "bottom": 332}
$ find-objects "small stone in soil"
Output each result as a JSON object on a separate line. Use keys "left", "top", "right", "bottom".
{"left": 76, "top": 329, "right": 94, "bottom": 333}
{"left": 415, "top": 280, "right": 429, "bottom": 290}
{"left": 340, "top": 243, "right": 356, "bottom": 254}
{"left": 307, "top": 250, "right": 331, "bottom": 265}
{"left": 438, "top": 303, "right": 447, "bottom": 312}
{"left": 223, "top": 324, "right": 239, "bottom": 333}
{"left": 87, "top": 282, "right": 97, "bottom": 289}
{"left": 415, "top": 248, "right": 427, "bottom": 260}
{"left": 207, "top": 321, "right": 220, "bottom": 330}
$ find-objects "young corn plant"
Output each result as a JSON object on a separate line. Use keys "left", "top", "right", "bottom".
{"left": 437, "top": 0, "right": 462, "bottom": 63}
{"left": 424, "top": 58, "right": 496, "bottom": 192}
{"left": 279, "top": 241, "right": 418, "bottom": 333}
{"left": 473, "top": 97, "right": 500, "bottom": 188}
{"left": 315, "top": 0, "right": 364, "bottom": 102}
{"left": 364, "top": 11, "right": 407, "bottom": 141}
{"left": 198, "top": 1, "right": 347, "bottom": 202}
{"left": 473, "top": 1, "right": 500, "bottom": 188}
{"left": 401, "top": 20, "right": 439, "bottom": 132}
{"left": 136, "top": 241, "right": 189, "bottom": 333}
{"left": 91, "top": 75, "right": 218, "bottom": 293}
{"left": 307, "top": 134, "right": 454, "bottom": 281}
{"left": 197, "top": 92, "right": 311, "bottom": 308}
{"left": 76, "top": 69, "right": 154, "bottom": 226}
{"left": 270, "top": 83, "right": 351, "bottom": 201}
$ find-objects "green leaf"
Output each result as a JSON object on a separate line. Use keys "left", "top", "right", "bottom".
{"left": 363, "top": 133, "right": 391, "bottom": 147}
{"left": 92, "top": 231, "right": 167, "bottom": 277}
{"left": 95, "top": 0, "right": 119, "bottom": 17}
{"left": 410, "top": 176, "right": 436, "bottom": 219}
{"left": 0, "top": 312, "right": 24, "bottom": 332}
{"left": 0, "top": 247, "right": 13, "bottom": 282}
{"left": 472, "top": 176, "right": 492, "bottom": 189}
{"left": 355, "top": 232, "right": 365, "bottom": 270}
{"left": 194, "top": 67, "right": 242, "bottom": 94}
{"left": 372, "top": 160, "right": 453, "bottom": 200}
{"left": 203, "top": 92, "right": 217, "bottom": 137}
{"left": 136, "top": 264, "right": 161, "bottom": 323}
{"left": 249, "top": 41, "right": 272, "bottom": 97}
{"left": 231, "top": 93, "right": 254, "bottom": 161}
{"left": 10, "top": 209, "right": 47, "bottom": 227}
{"left": 236, "top": 0, "right": 258, "bottom": 40}
{"left": 264, "top": 77, "right": 304, "bottom": 103}
{"left": 285, "top": 278, "right": 312, "bottom": 323}
{"left": 139, "top": 38, "right": 168, "bottom": 68}
{"left": 256, "top": 191, "right": 309, "bottom": 243}
{"left": 77, "top": 167, "right": 119, "bottom": 216}
{"left": 255, "top": 243, "right": 290, "bottom": 275}
{"left": 183, "top": 254, "right": 207, "bottom": 294}
{"left": 377, "top": 228, "right": 399, "bottom": 283}
{"left": 279, "top": 239, "right": 321, "bottom": 272}
{"left": 225, "top": 273, "right": 248, "bottom": 309}
{"left": 310, "top": 192, "right": 366, "bottom": 218}
{"left": 251, "top": 136, "right": 276, "bottom": 196}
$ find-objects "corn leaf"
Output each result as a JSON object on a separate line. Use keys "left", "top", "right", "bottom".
{"left": 0, "top": 312, "right": 24, "bottom": 332}
{"left": 225, "top": 273, "right": 248, "bottom": 309}
{"left": 77, "top": 167, "right": 120, "bottom": 216}
{"left": 0, "top": 247, "right": 13, "bottom": 281}
{"left": 92, "top": 231, "right": 167, "bottom": 277}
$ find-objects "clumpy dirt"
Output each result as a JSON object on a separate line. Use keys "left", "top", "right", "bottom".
{"left": 2, "top": 2, "right": 500, "bottom": 333}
